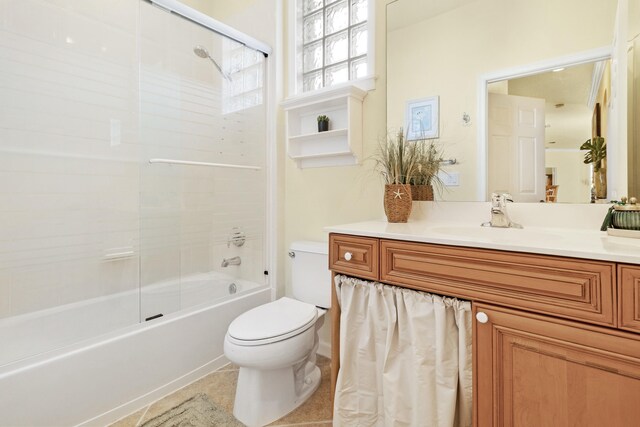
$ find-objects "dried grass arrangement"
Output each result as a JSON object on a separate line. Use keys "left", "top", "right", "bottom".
{"left": 374, "top": 130, "right": 418, "bottom": 222}
{"left": 374, "top": 130, "right": 420, "bottom": 185}
{"left": 410, "top": 139, "right": 445, "bottom": 201}
{"left": 374, "top": 130, "right": 447, "bottom": 221}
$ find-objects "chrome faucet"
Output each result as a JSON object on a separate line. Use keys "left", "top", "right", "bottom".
{"left": 221, "top": 256, "right": 241, "bottom": 267}
{"left": 481, "top": 192, "right": 523, "bottom": 228}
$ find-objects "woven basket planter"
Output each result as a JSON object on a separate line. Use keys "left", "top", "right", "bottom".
{"left": 384, "top": 184, "right": 412, "bottom": 223}
{"left": 411, "top": 185, "right": 434, "bottom": 201}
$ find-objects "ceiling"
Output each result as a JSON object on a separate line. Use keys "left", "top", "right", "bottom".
{"left": 506, "top": 62, "right": 597, "bottom": 106}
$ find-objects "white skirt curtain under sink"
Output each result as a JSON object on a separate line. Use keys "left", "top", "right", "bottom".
{"left": 333, "top": 275, "right": 472, "bottom": 427}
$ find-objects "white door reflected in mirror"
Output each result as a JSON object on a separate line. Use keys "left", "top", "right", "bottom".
{"left": 488, "top": 92, "right": 546, "bottom": 203}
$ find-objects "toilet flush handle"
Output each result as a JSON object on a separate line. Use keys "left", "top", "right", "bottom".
{"left": 344, "top": 252, "right": 353, "bottom": 261}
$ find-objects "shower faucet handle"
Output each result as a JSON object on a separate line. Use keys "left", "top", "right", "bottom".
{"left": 227, "top": 228, "right": 246, "bottom": 248}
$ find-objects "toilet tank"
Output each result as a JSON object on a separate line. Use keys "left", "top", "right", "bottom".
{"left": 290, "top": 241, "right": 331, "bottom": 309}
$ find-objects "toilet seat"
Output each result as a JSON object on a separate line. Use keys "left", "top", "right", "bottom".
{"left": 227, "top": 297, "right": 318, "bottom": 346}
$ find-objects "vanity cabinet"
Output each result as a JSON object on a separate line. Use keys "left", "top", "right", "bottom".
{"left": 328, "top": 233, "right": 640, "bottom": 426}
{"left": 474, "top": 303, "right": 640, "bottom": 426}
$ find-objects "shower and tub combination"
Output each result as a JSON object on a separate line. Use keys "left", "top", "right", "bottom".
{"left": 0, "top": 0, "right": 272, "bottom": 425}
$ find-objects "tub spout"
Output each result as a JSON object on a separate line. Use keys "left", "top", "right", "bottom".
{"left": 221, "top": 256, "right": 241, "bottom": 267}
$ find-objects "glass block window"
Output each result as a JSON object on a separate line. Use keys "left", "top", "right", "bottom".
{"left": 301, "top": 0, "right": 368, "bottom": 92}
{"left": 223, "top": 40, "right": 265, "bottom": 114}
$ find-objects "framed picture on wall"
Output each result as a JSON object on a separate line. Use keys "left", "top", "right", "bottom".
{"left": 405, "top": 96, "right": 439, "bottom": 140}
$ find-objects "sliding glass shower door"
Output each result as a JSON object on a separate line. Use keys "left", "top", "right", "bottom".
{"left": 0, "top": 0, "right": 142, "bottom": 365}
{"left": 138, "top": 1, "right": 268, "bottom": 320}
{"left": 0, "top": 0, "right": 268, "bottom": 368}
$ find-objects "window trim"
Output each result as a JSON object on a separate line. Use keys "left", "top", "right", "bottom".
{"left": 288, "top": 0, "right": 375, "bottom": 96}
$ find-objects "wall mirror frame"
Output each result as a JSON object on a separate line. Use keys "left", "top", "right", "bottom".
{"left": 386, "top": 0, "right": 636, "bottom": 204}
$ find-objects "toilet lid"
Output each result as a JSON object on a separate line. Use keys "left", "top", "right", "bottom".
{"left": 228, "top": 297, "right": 318, "bottom": 342}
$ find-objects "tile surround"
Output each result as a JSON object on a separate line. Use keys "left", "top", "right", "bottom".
{"left": 1, "top": 0, "right": 269, "bottom": 369}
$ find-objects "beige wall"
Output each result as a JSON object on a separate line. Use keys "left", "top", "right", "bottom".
{"left": 630, "top": 0, "right": 640, "bottom": 40}
{"left": 545, "top": 150, "right": 592, "bottom": 203}
{"left": 282, "top": 0, "right": 389, "bottom": 297}
{"left": 544, "top": 103, "right": 593, "bottom": 203}
{"left": 387, "top": 0, "right": 618, "bottom": 201}
{"left": 280, "top": 1, "right": 389, "bottom": 346}
{"left": 182, "top": 0, "right": 277, "bottom": 42}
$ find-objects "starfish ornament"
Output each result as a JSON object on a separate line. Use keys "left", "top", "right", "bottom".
{"left": 393, "top": 189, "right": 404, "bottom": 199}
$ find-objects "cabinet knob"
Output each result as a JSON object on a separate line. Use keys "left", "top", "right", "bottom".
{"left": 476, "top": 312, "right": 489, "bottom": 324}
{"left": 344, "top": 252, "right": 353, "bottom": 261}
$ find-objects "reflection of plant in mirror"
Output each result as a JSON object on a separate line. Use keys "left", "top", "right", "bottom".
{"left": 411, "top": 139, "right": 445, "bottom": 195}
{"left": 580, "top": 137, "right": 606, "bottom": 170}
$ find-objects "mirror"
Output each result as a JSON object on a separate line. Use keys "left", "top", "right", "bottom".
{"left": 486, "top": 60, "right": 610, "bottom": 203}
{"left": 386, "top": 0, "right": 638, "bottom": 202}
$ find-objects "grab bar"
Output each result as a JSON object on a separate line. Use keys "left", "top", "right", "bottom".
{"left": 149, "top": 158, "right": 261, "bottom": 171}
{"left": 103, "top": 250, "right": 135, "bottom": 261}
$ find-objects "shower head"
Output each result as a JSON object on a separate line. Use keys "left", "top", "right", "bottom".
{"left": 193, "top": 45, "right": 232, "bottom": 81}
{"left": 193, "top": 45, "right": 209, "bottom": 59}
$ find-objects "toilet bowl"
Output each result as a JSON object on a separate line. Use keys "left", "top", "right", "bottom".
{"left": 223, "top": 241, "right": 330, "bottom": 427}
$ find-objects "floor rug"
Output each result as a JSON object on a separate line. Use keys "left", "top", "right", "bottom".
{"left": 141, "top": 393, "right": 244, "bottom": 427}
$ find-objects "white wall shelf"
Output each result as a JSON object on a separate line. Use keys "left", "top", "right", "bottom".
{"left": 282, "top": 84, "right": 367, "bottom": 168}
{"left": 288, "top": 128, "right": 348, "bottom": 143}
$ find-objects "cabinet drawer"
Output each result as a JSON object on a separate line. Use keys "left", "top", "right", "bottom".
{"left": 619, "top": 265, "right": 640, "bottom": 333}
{"left": 329, "top": 234, "right": 379, "bottom": 281}
{"left": 381, "top": 240, "right": 616, "bottom": 326}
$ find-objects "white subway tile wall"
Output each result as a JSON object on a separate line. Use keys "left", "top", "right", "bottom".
{"left": 0, "top": 0, "right": 267, "bottom": 365}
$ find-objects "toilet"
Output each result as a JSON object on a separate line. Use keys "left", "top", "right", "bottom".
{"left": 223, "top": 241, "right": 330, "bottom": 427}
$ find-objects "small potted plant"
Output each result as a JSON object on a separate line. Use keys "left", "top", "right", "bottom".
{"left": 373, "top": 130, "right": 420, "bottom": 223}
{"left": 410, "top": 139, "right": 444, "bottom": 201}
{"left": 317, "top": 115, "right": 329, "bottom": 132}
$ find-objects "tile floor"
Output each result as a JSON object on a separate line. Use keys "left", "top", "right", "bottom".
{"left": 110, "top": 356, "right": 332, "bottom": 427}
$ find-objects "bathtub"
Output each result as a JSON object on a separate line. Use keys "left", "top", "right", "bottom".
{"left": 0, "top": 273, "right": 270, "bottom": 426}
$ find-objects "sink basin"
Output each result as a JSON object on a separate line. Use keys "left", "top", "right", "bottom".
{"left": 429, "top": 226, "right": 563, "bottom": 244}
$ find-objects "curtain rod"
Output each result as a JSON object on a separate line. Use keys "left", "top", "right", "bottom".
{"left": 148, "top": 0, "right": 272, "bottom": 57}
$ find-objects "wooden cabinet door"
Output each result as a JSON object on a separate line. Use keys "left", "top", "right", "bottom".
{"left": 619, "top": 264, "right": 640, "bottom": 333}
{"left": 474, "top": 304, "right": 640, "bottom": 427}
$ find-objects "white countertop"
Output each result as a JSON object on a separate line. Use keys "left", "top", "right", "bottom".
{"left": 324, "top": 202, "right": 640, "bottom": 264}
